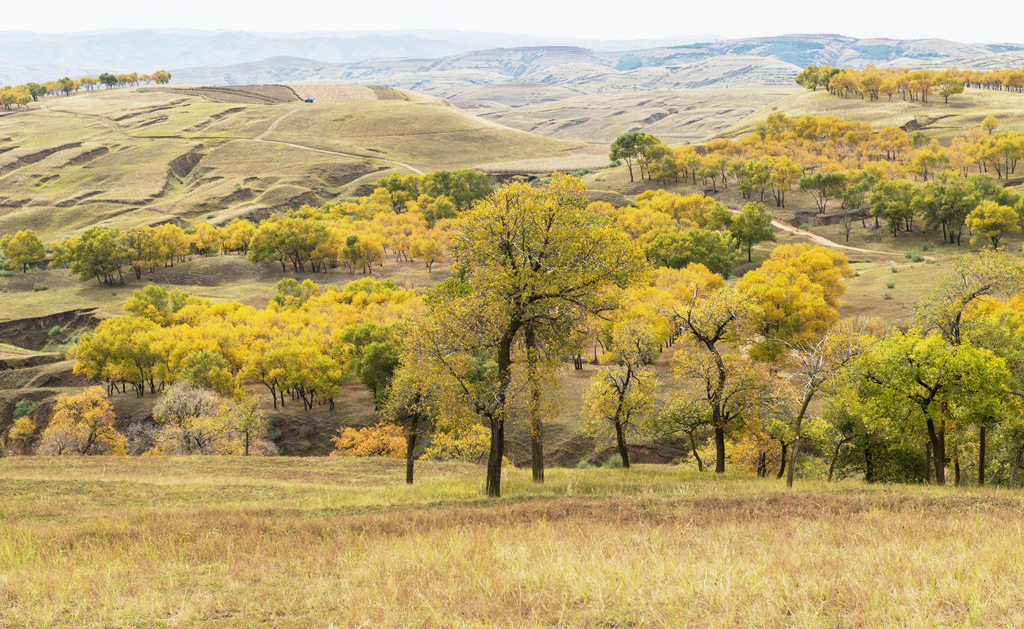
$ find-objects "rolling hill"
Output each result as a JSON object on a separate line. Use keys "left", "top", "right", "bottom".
{"left": 0, "top": 84, "right": 582, "bottom": 238}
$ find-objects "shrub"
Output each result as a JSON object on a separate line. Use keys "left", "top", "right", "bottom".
{"left": 603, "top": 453, "right": 624, "bottom": 468}
{"left": 32, "top": 284, "right": 47, "bottom": 291}
{"left": 921, "top": 242, "right": 934, "bottom": 251}
{"left": 576, "top": 459, "right": 593, "bottom": 469}
{"left": 47, "top": 325, "right": 62, "bottom": 339}
{"left": 883, "top": 293, "right": 893, "bottom": 300}
{"left": 890, "top": 266, "right": 899, "bottom": 273}
{"left": 13, "top": 398, "right": 39, "bottom": 419}
{"left": 886, "top": 281, "right": 896, "bottom": 289}
{"left": 330, "top": 422, "right": 406, "bottom": 458}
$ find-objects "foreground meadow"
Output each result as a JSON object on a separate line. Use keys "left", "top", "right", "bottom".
{"left": 1, "top": 458, "right": 1022, "bottom": 627}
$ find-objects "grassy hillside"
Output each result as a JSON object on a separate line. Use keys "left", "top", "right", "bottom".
{"left": 1, "top": 457, "right": 1022, "bottom": 627}
{"left": 0, "top": 85, "right": 580, "bottom": 238}
{"left": 476, "top": 87, "right": 799, "bottom": 144}
{"left": 723, "top": 87, "right": 1024, "bottom": 140}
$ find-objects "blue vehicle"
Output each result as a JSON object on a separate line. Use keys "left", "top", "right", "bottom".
{"left": 304, "top": 98, "right": 314, "bottom": 103}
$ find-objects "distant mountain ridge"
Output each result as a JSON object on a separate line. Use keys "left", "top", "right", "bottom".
{"left": 164, "top": 34, "right": 1024, "bottom": 99}
{"left": 4, "top": 31, "right": 1024, "bottom": 102}
{"left": 0, "top": 28, "right": 713, "bottom": 83}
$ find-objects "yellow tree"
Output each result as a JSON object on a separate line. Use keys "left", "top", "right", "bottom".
{"left": 1, "top": 230, "right": 46, "bottom": 272}
{"left": 452, "top": 174, "right": 646, "bottom": 495}
{"left": 966, "top": 200, "right": 1021, "bottom": 247}
{"left": 37, "top": 387, "right": 127, "bottom": 455}
{"left": 581, "top": 303, "right": 663, "bottom": 467}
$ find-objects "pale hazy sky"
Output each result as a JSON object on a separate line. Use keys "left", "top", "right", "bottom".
{"left": 5, "top": 0, "right": 1022, "bottom": 42}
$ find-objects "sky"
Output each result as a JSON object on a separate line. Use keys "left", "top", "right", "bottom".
{"left": 4, "top": 0, "right": 1023, "bottom": 43}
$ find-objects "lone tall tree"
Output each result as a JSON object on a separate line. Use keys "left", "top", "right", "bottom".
{"left": 454, "top": 174, "right": 645, "bottom": 496}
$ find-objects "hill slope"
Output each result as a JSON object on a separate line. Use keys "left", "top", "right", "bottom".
{"left": 0, "top": 85, "right": 580, "bottom": 237}
{"left": 722, "top": 87, "right": 1024, "bottom": 140}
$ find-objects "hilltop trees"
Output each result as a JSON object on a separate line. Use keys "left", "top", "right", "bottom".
{"left": 794, "top": 65, "right": 1024, "bottom": 103}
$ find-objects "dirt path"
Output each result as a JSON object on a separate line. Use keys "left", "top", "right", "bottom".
{"left": 725, "top": 206, "right": 893, "bottom": 258}
{"left": 256, "top": 108, "right": 300, "bottom": 140}
{"left": 768, "top": 218, "right": 893, "bottom": 256}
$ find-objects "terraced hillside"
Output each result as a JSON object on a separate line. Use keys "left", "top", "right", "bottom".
{"left": 0, "top": 85, "right": 581, "bottom": 238}
{"left": 474, "top": 87, "right": 799, "bottom": 144}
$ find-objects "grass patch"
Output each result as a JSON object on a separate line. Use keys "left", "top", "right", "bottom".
{"left": 0, "top": 457, "right": 1023, "bottom": 626}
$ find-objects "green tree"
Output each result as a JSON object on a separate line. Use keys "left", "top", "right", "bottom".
{"left": 610, "top": 131, "right": 659, "bottom": 182}
{"left": 339, "top": 323, "right": 401, "bottom": 406}
{"left": 799, "top": 171, "right": 847, "bottom": 213}
{"left": 644, "top": 228, "right": 739, "bottom": 277}
{"left": 728, "top": 202, "right": 775, "bottom": 262}
{"left": 859, "top": 330, "right": 1008, "bottom": 485}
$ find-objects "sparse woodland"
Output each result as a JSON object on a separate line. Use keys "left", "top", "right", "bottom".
{"left": 5, "top": 119, "right": 1024, "bottom": 492}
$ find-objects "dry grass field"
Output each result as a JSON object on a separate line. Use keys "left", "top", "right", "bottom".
{"left": 1, "top": 457, "right": 1023, "bottom": 627}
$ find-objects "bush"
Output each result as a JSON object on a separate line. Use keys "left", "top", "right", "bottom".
{"left": 886, "top": 281, "right": 896, "bottom": 289}
{"left": 921, "top": 242, "right": 934, "bottom": 251}
{"left": 883, "top": 293, "right": 893, "bottom": 300}
{"left": 12, "top": 398, "right": 39, "bottom": 419}
{"left": 576, "top": 459, "right": 593, "bottom": 469}
{"left": 890, "top": 266, "right": 899, "bottom": 273}
{"left": 32, "top": 284, "right": 47, "bottom": 292}
{"left": 330, "top": 422, "right": 406, "bottom": 458}
{"left": 47, "top": 325, "right": 62, "bottom": 339}
{"left": 603, "top": 453, "right": 624, "bottom": 468}
{"left": 909, "top": 253, "right": 924, "bottom": 262}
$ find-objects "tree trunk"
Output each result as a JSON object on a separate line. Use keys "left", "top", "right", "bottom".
{"left": 1011, "top": 447, "right": 1023, "bottom": 488}
{"left": 613, "top": 418, "right": 631, "bottom": 468}
{"left": 786, "top": 391, "right": 813, "bottom": 488}
{"left": 406, "top": 413, "right": 419, "bottom": 485}
{"left": 925, "top": 418, "right": 945, "bottom": 485}
{"left": 714, "top": 425, "right": 725, "bottom": 473}
{"left": 406, "top": 433, "right": 417, "bottom": 485}
{"left": 524, "top": 325, "right": 544, "bottom": 483}
{"left": 689, "top": 431, "right": 704, "bottom": 472}
{"left": 925, "top": 441, "right": 932, "bottom": 484}
{"left": 485, "top": 419, "right": 504, "bottom": 497}
{"left": 777, "top": 441, "right": 787, "bottom": 479}
{"left": 486, "top": 321, "right": 520, "bottom": 497}
{"left": 828, "top": 444, "right": 841, "bottom": 481}
{"left": 978, "top": 425, "right": 986, "bottom": 486}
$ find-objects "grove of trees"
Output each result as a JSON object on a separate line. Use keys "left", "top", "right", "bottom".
{"left": 795, "top": 65, "right": 1024, "bottom": 103}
